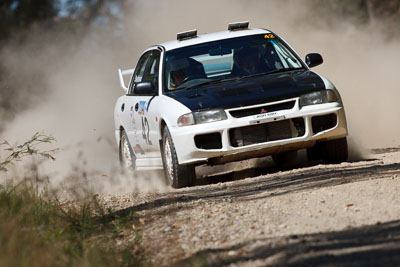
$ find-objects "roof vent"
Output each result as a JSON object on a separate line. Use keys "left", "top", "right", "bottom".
{"left": 177, "top": 29, "right": 197, "bottom": 41}
{"left": 228, "top": 21, "right": 249, "bottom": 31}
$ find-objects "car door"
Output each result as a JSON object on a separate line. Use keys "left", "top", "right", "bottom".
{"left": 122, "top": 51, "right": 151, "bottom": 158}
{"left": 127, "top": 50, "right": 161, "bottom": 159}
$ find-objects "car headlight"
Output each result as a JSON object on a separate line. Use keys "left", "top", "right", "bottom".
{"left": 178, "top": 109, "right": 227, "bottom": 126}
{"left": 299, "top": 90, "right": 338, "bottom": 108}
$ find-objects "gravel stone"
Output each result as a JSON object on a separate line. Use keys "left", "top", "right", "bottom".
{"left": 98, "top": 149, "right": 400, "bottom": 266}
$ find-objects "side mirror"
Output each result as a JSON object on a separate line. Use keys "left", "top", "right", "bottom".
{"left": 134, "top": 82, "right": 156, "bottom": 95}
{"left": 305, "top": 53, "right": 323, "bottom": 68}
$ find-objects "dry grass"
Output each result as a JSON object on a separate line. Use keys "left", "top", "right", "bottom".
{"left": 0, "top": 133, "right": 147, "bottom": 267}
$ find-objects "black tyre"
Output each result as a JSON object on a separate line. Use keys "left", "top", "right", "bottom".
{"left": 119, "top": 130, "right": 136, "bottom": 169}
{"left": 272, "top": 150, "right": 298, "bottom": 168}
{"left": 320, "top": 137, "right": 348, "bottom": 164}
{"left": 306, "top": 144, "right": 322, "bottom": 162}
{"left": 161, "top": 127, "right": 195, "bottom": 188}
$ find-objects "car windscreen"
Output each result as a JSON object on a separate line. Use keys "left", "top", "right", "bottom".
{"left": 164, "top": 34, "right": 304, "bottom": 91}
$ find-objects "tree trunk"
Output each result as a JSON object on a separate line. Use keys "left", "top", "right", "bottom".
{"left": 365, "top": 0, "right": 376, "bottom": 25}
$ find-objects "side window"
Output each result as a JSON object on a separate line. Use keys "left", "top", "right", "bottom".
{"left": 129, "top": 52, "right": 151, "bottom": 94}
{"left": 142, "top": 50, "right": 161, "bottom": 89}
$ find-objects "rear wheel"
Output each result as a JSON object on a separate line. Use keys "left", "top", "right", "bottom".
{"left": 119, "top": 130, "right": 136, "bottom": 170}
{"left": 162, "top": 127, "right": 195, "bottom": 188}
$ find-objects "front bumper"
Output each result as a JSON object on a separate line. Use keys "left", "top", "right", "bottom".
{"left": 170, "top": 98, "right": 348, "bottom": 165}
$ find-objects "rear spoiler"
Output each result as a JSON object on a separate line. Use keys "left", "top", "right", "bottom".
{"left": 118, "top": 68, "right": 135, "bottom": 93}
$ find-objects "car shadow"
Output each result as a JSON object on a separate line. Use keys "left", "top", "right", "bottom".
{"left": 100, "top": 155, "right": 396, "bottom": 224}
{"left": 176, "top": 219, "right": 400, "bottom": 266}
{"left": 195, "top": 150, "right": 376, "bottom": 186}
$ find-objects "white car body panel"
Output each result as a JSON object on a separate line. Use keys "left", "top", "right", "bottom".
{"left": 114, "top": 26, "right": 348, "bottom": 170}
{"left": 171, "top": 98, "right": 347, "bottom": 165}
{"left": 160, "top": 29, "right": 271, "bottom": 51}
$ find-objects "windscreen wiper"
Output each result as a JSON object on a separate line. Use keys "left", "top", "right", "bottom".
{"left": 179, "top": 68, "right": 303, "bottom": 90}
{"left": 239, "top": 68, "right": 304, "bottom": 80}
{"left": 180, "top": 77, "right": 241, "bottom": 90}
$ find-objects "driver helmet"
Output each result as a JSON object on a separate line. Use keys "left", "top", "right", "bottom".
{"left": 234, "top": 47, "right": 261, "bottom": 75}
{"left": 167, "top": 57, "right": 190, "bottom": 89}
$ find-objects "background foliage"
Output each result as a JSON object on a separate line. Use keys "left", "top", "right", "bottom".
{"left": 1, "top": 0, "right": 400, "bottom": 43}
{"left": 0, "top": 0, "right": 399, "bottom": 127}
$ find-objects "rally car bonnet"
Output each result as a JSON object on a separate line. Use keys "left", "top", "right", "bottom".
{"left": 164, "top": 70, "right": 326, "bottom": 112}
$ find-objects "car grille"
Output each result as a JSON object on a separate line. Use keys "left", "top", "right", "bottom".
{"left": 229, "top": 118, "right": 305, "bottom": 147}
{"left": 229, "top": 100, "right": 296, "bottom": 118}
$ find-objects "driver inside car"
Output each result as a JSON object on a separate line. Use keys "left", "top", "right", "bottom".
{"left": 168, "top": 57, "right": 206, "bottom": 90}
{"left": 231, "top": 47, "right": 270, "bottom": 76}
{"left": 168, "top": 57, "right": 189, "bottom": 90}
{"left": 170, "top": 68, "right": 186, "bottom": 89}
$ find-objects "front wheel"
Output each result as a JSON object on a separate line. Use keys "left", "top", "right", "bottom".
{"left": 162, "top": 127, "right": 195, "bottom": 188}
{"left": 320, "top": 137, "right": 348, "bottom": 164}
{"left": 307, "top": 137, "right": 348, "bottom": 164}
{"left": 272, "top": 150, "right": 298, "bottom": 168}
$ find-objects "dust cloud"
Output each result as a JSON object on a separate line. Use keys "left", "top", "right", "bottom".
{"left": 122, "top": 0, "right": 400, "bottom": 151}
{"left": 0, "top": 0, "right": 399, "bottom": 195}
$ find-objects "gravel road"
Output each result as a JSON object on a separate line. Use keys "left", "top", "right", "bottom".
{"left": 101, "top": 148, "right": 400, "bottom": 266}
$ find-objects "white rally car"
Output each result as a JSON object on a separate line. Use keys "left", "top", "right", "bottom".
{"left": 114, "top": 22, "right": 348, "bottom": 188}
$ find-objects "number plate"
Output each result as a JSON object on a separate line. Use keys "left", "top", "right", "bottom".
{"left": 249, "top": 115, "right": 286, "bottom": 125}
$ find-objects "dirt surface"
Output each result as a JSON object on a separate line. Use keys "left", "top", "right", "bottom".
{"left": 101, "top": 148, "right": 400, "bottom": 266}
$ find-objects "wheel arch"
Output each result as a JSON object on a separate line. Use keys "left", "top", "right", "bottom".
{"left": 118, "top": 125, "right": 125, "bottom": 148}
{"left": 159, "top": 119, "right": 167, "bottom": 137}
{"left": 119, "top": 126, "right": 138, "bottom": 167}
{"left": 118, "top": 125, "right": 125, "bottom": 158}
{"left": 159, "top": 119, "right": 167, "bottom": 152}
